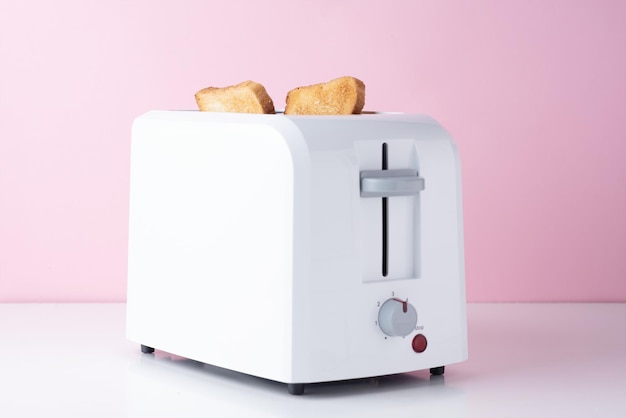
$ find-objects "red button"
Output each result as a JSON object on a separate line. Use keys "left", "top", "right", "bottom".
{"left": 412, "top": 334, "right": 428, "bottom": 353}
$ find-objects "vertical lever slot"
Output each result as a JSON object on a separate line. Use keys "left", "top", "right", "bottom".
{"left": 382, "top": 143, "right": 388, "bottom": 277}
{"left": 356, "top": 138, "right": 419, "bottom": 283}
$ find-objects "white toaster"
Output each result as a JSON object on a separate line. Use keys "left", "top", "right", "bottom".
{"left": 126, "top": 111, "right": 467, "bottom": 395}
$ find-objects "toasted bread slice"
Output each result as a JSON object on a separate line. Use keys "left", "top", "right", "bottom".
{"left": 195, "top": 81, "right": 275, "bottom": 114}
{"left": 284, "top": 76, "right": 365, "bottom": 115}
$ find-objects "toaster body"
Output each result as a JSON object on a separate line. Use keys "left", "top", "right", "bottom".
{"left": 127, "top": 111, "right": 467, "bottom": 394}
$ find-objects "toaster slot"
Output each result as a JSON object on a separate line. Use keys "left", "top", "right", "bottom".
{"left": 382, "top": 143, "right": 389, "bottom": 277}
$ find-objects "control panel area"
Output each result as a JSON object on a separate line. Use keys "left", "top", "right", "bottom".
{"left": 375, "top": 294, "right": 428, "bottom": 354}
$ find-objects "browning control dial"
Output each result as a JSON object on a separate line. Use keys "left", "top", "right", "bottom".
{"left": 378, "top": 298, "right": 417, "bottom": 337}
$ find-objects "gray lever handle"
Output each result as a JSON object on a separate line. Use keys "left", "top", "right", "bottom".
{"left": 360, "top": 169, "right": 425, "bottom": 197}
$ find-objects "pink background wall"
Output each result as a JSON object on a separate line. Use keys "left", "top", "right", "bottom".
{"left": 1, "top": 0, "right": 625, "bottom": 302}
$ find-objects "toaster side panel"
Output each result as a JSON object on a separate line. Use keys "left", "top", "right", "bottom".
{"left": 288, "top": 115, "right": 468, "bottom": 383}
{"left": 127, "top": 113, "right": 299, "bottom": 382}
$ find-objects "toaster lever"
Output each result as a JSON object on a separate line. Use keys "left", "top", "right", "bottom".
{"left": 360, "top": 169, "right": 425, "bottom": 197}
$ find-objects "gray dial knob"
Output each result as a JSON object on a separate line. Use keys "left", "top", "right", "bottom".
{"left": 378, "top": 298, "right": 417, "bottom": 337}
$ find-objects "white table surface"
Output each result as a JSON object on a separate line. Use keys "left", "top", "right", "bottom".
{"left": 1, "top": 303, "right": 624, "bottom": 418}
